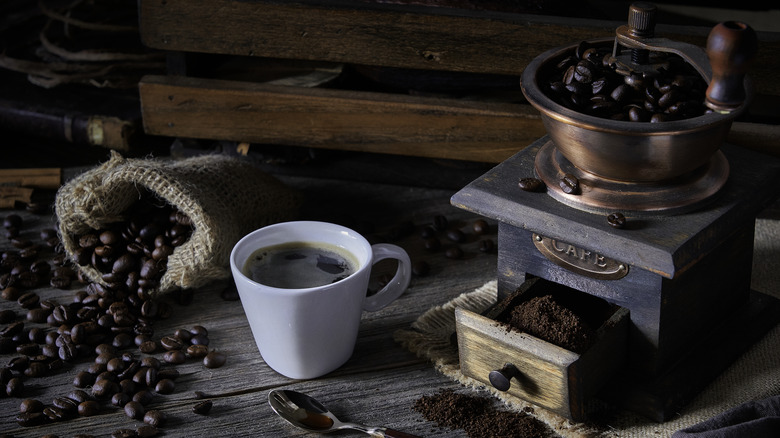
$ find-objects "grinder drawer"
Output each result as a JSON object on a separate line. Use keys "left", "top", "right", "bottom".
{"left": 455, "top": 278, "right": 629, "bottom": 422}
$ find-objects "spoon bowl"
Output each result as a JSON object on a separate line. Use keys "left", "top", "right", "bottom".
{"left": 268, "top": 389, "right": 421, "bottom": 438}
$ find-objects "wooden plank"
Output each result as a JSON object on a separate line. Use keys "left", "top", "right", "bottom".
{"left": 137, "top": 0, "right": 780, "bottom": 97}
{"left": 139, "top": 74, "right": 546, "bottom": 163}
{"left": 0, "top": 168, "right": 61, "bottom": 189}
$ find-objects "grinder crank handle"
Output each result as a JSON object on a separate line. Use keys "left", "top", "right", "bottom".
{"left": 705, "top": 21, "right": 758, "bottom": 113}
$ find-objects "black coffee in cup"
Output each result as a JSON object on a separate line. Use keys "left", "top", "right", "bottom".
{"left": 243, "top": 242, "right": 358, "bottom": 289}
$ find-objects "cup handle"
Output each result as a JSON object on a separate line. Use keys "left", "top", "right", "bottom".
{"left": 362, "top": 243, "right": 411, "bottom": 312}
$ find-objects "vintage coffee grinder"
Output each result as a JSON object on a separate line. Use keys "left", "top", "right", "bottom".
{"left": 452, "top": 2, "right": 780, "bottom": 422}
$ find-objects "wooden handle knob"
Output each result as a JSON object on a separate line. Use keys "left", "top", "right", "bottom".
{"left": 488, "top": 363, "right": 520, "bottom": 392}
{"left": 705, "top": 21, "right": 758, "bottom": 111}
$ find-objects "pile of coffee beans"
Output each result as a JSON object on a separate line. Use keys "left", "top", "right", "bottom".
{"left": 541, "top": 41, "right": 709, "bottom": 122}
{"left": 69, "top": 191, "right": 193, "bottom": 296}
{"left": 1, "top": 203, "right": 225, "bottom": 436}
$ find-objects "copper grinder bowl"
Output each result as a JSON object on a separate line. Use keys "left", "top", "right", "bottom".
{"left": 520, "top": 40, "right": 745, "bottom": 183}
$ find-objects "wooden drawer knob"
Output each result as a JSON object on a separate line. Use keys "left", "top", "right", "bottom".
{"left": 489, "top": 363, "right": 521, "bottom": 392}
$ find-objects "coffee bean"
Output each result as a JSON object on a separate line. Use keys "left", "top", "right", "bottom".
{"left": 112, "top": 429, "right": 137, "bottom": 438}
{"left": 3, "top": 214, "right": 22, "bottom": 228}
{"left": 125, "top": 400, "right": 145, "bottom": 419}
{"left": 2, "top": 286, "right": 21, "bottom": 301}
{"left": 518, "top": 177, "right": 544, "bottom": 192}
{"left": 444, "top": 246, "right": 463, "bottom": 260}
{"left": 446, "top": 229, "right": 466, "bottom": 243}
{"left": 412, "top": 261, "right": 430, "bottom": 277}
{"left": 433, "top": 215, "right": 449, "bottom": 231}
{"left": 78, "top": 400, "right": 101, "bottom": 416}
{"left": 423, "top": 237, "right": 441, "bottom": 252}
{"left": 560, "top": 174, "right": 580, "bottom": 195}
{"left": 186, "top": 344, "right": 209, "bottom": 358}
{"left": 203, "top": 351, "right": 227, "bottom": 368}
{"left": 162, "top": 350, "right": 186, "bottom": 364}
{"left": 192, "top": 399, "right": 213, "bottom": 415}
{"left": 15, "top": 411, "right": 45, "bottom": 427}
{"left": 133, "top": 389, "right": 154, "bottom": 405}
{"left": 17, "top": 292, "right": 40, "bottom": 309}
{"left": 607, "top": 212, "right": 627, "bottom": 229}
{"left": 220, "top": 285, "right": 239, "bottom": 301}
{"left": 112, "top": 392, "right": 130, "bottom": 407}
{"left": 137, "top": 424, "right": 160, "bottom": 438}
{"left": 155, "top": 378, "right": 175, "bottom": 394}
{"left": 160, "top": 335, "right": 184, "bottom": 351}
{"left": 479, "top": 239, "right": 495, "bottom": 253}
{"left": 6, "top": 376, "right": 24, "bottom": 396}
{"left": 144, "top": 409, "right": 167, "bottom": 427}
{"left": 19, "top": 398, "right": 45, "bottom": 413}
{"left": 471, "top": 220, "right": 490, "bottom": 235}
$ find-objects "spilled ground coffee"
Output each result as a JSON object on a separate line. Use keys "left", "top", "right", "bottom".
{"left": 413, "top": 389, "right": 554, "bottom": 437}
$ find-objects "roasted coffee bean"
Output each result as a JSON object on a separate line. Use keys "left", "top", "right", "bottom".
{"left": 112, "top": 429, "right": 137, "bottom": 438}
{"left": 0, "top": 308, "right": 16, "bottom": 324}
{"left": 143, "top": 409, "right": 167, "bottom": 428}
{"left": 6, "top": 376, "right": 24, "bottom": 396}
{"left": 137, "top": 424, "right": 160, "bottom": 438}
{"left": 518, "top": 177, "right": 544, "bottom": 192}
{"left": 24, "top": 361, "right": 47, "bottom": 377}
{"left": 190, "top": 325, "right": 208, "bottom": 337}
{"left": 20, "top": 398, "right": 45, "bottom": 413}
{"left": 479, "top": 239, "right": 496, "bottom": 253}
{"left": 139, "top": 340, "right": 158, "bottom": 354}
{"left": 444, "top": 246, "right": 463, "bottom": 260}
{"left": 157, "top": 368, "right": 179, "bottom": 381}
{"left": 192, "top": 399, "right": 213, "bottom": 415}
{"left": 607, "top": 212, "right": 627, "bottom": 229}
{"left": 203, "top": 351, "right": 227, "bottom": 368}
{"left": 155, "top": 378, "right": 175, "bottom": 394}
{"left": 190, "top": 334, "right": 209, "bottom": 346}
{"left": 68, "top": 389, "right": 92, "bottom": 404}
{"left": 133, "top": 389, "right": 154, "bottom": 405}
{"left": 124, "top": 400, "right": 145, "bottom": 419}
{"left": 15, "top": 411, "right": 45, "bottom": 427}
{"left": 111, "top": 391, "right": 130, "bottom": 408}
{"left": 2, "top": 286, "right": 21, "bottom": 301}
{"left": 17, "top": 292, "right": 40, "bottom": 309}
{"left": 52, "top": 396, "right": 79, "bottom": 414}
{"left": 186, "top": 344, "right": 209, "bottom": 358}
{"left": 445, "top": 229, "right": 466, "bottom": 243}
{"left": 412, "top": 261, "right": 430, "bottom": 277}
{"left": 560, "top": 173, "right": 580, "bottom": 195}
{"left": 92, "top": 378, "right": 119, "bottom": 398}
{"left": 3, "top": 214, "right": 22, "bottom": 228}
{"left": 26, "top": 307, "right": 49, "bottom": 323}
{"left": 471, "top": 219, "right": 490, "bottom": 235}
{"left": 160, "top": 335, "right": 184, "bottom": 351}
{"left": 2, "top": 320, "right": 24, "bottom": 338}
{"left": 78, "top": 400, "right": 101, "bottom": 416}
{"left": 423, "top": 237, "right": 441, "bottom": 252}
{"left": 162, "top": 350, "right": 186, "bottom": 364}
{"left": 433, "top": 215, "right": 449, "bottom": 231}
{"left": 220, "top": 285, "right": 240, "bottom": 301}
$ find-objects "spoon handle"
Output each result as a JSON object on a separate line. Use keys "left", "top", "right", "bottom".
{"left": 382, "top": 428, "right": 423, "bottom": 438}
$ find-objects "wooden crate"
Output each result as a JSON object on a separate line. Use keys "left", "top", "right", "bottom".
{"left": 137, "top": 0, "right": 780, "bottom": 162}
{"left": 455, "top": 278, "right": 629, "bottom": 422}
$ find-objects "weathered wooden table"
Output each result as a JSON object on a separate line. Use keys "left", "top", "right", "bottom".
{"left": 0, "top": 165, "right": 503, "bottom": 437}
{"left": 1, "top": 159, "right": 778, "bottom": 437}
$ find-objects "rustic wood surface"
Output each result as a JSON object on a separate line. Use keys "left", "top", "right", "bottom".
{"left": 1, "top": 159, "right": 778, "bottom": 437}
{"left": 0, "top": 169, "right": 501, "bottom": 437}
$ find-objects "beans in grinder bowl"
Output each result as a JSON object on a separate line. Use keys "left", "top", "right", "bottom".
{"left": 541, "top": 41, "right": 710, "bottom": 122}
{"left": 55, "top": 151, "right": 301, "bottom": 297}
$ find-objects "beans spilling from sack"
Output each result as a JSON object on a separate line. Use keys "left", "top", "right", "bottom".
{"left": 1, "top": 205, "right": 226, "bottom": 436}
{"left": 69, "top": 192, "right": 193, "bottom": 297}
{"left": 542, "top": 41, "right": 709, "bottom": 122}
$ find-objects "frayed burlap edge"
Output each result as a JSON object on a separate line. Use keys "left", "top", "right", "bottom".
{"left": 393, "top": 280, "right": 601, "bottom": 438}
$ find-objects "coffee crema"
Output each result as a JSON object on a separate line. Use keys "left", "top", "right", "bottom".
{"left": 243, "top": 241, "right": 359, "bottom": 289}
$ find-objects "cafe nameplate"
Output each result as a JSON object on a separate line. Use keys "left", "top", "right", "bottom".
{"left": 532, "top": 234, "right": 628, "bottom": 280}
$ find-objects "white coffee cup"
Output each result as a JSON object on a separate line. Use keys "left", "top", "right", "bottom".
{"left": 230, "top": 221, "right": 411, "bottom": 379}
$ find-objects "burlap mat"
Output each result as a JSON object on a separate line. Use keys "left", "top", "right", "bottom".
{"left": 394, "top": 218, "right": 780, "bottom": 437}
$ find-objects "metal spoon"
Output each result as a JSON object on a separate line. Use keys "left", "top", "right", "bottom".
{"left": 268, "top": 389, "right": 421, "bottom": 438}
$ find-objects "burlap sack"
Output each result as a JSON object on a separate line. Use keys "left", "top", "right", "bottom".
{"left": 55, "top": 151, "right": 300, "bottom": 296}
